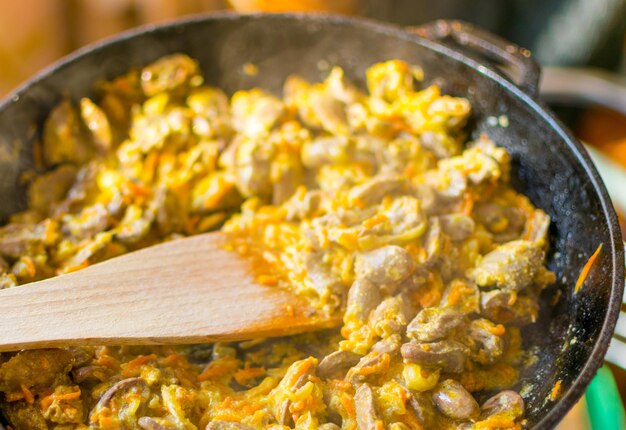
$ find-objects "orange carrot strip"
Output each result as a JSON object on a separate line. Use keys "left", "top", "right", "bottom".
{"left": 20, "top": 385, "right": 34, "bottom": 405}
{"left": 40, "top": 389, "right": 81, "bottom": 411}
{"left": 550, "top": 380, "right": 562, "bottom": 401}
{"left": 233, "top": 367, "right": 266, "bottom": 385}
{"left": 575, "top": 244, "right": 603, "bottom": 293}
{"left": 126, "top": 354, "right": 157, "bottom": 368}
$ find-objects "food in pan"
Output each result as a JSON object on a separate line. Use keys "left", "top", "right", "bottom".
{"left": 0, "top": 54, "right": 555, "bottom": 429}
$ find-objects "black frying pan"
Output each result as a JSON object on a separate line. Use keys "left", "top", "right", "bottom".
{"left": 0, "top": 14, "right": 623, "bottom": 429}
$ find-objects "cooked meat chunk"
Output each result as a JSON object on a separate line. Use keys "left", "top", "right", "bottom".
{"left": 408, "top": 391, "right": 436, "bottom": 428}
{"left": 318, "top": 350, "right": 362, "bottom": 379}
{"left": 480, "top": 390, "right": 525, "bottom": 419}
{"left": 355, "top": 384, "right": 383, "bottom": 430}
{"left": 355, "top": 245, "right": 415, "bottom": 284}
{"left": 475, "top": 202, "right": 526, "bottom": 243}
{"left": 470, "top": 240, "right": 544, "bottom": 291}
{"left": 141, "top": 53, "right": 202, "bottom": 96}
{"left": 0, "top": 349, "right": 74, "bottom": 391}
{"left": 345, "top": 278, "right": 382, "bottom": 323}
{"left": 481, "top": 289, "right": 540, "bottom": 325}
{"left": 0, "top": 224, "right": 43, "bottom": 259}
{"left": 407, "top": 307, "right": 465, "bottom": 342}
{"left": 305, "top": 252, "right": 346, "bottom": 299}
{"left": 369, "top": 294, "right": 413, "bottom": 337}
{"left": 28, "top": 165, "right": 78, "bottom": 214}
{"left": 439, "top": 214, "right": 475, "bottom": 242}
{"left": 1, "top": 401, "right": 48, "bottom": 430}
{"left": 371, "top": 334, "right": 402, "bottom": 354}
{"left": 432, "top": 379, "right": 480, "bottom": 420}
{"left": 467, "top": 318, "right": 505, "bottom": 364}
{"left": 401, "top": 340, "right": 469, "bottom": 373}
{"left": 92, "top": 377, "right": 149, "bottom": 412}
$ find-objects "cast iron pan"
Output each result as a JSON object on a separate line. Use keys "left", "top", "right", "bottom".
{"left": 0, "top": 14, "right": 623, "bottom": 429}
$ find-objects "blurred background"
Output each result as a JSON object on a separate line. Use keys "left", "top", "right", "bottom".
{"left": 1, "top": 1, "right": 626, "bottom": 428}
{"left": 1, "top": 0, "right": 626, "bottom": 97}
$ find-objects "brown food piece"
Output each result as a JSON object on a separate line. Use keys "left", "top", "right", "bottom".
{"left": 467, "top": 318, "right": 504, "bottom": 365}
{"left": 305, "top": 252, "right": 346, "bottom": 299}
{"left": 480, "top": 290, "right": 539, "bottom": 325}
{"left": 28, "top": 165, "right": 78, "bottom": 214}
{"left": 140, "top": 53, "right": 202, "bottom": 97}
{"left": 480, "top": 390, "right": 525, "bottom": 419}
{"left": 432, "top": 379, "right": 480, "bottom": 421}
{"left": 0, "top": 349, "right": 74, "bottom": 391}
{"left": 368, "top": 295, "right": 413, "bottom": 337}
{"left": 470, "top": 240, "right": 544, "bottom": 291}
{"left": 91, "top": 377, "right": 149, "bottom": 416}
{"left": 407, "top": 307, "right": 465, "bottom": 342}
{"left": 0, "top": 224, "right": 44, "bottom": 259}
{"left": 408, "top": 391, "right": 436, "bottom": 428}
{"left": 440, "top": 279, "right": 480, "bottom": 315}
{"left": 439, "top": 214, "right": 475, "bottom": 242}
{"left": 401, "top": 340, "right": 469, "bottom": 373}
{"left": 355, "top": 245, "right": 415, "bottom": 284}
{"left": 355, "top": 383, "right": 382, "bottom": 430}
{"left": 318, "top": 350, "right": 362, "bottom": 380}
{"left": 42, "top": 99, "right": 95, "bottom": 166}
{"left": 345, "top": 278, "right": 382, "bottom": 323}
{"left": 1, "top": 401, "right": 48, "bottom": 430}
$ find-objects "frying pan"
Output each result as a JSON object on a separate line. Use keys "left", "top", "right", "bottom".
{"left": 0, "top": 14, "right": 622, "bottom": 429}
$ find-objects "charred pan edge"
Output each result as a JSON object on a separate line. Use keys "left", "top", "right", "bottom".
{"left": 0, "top": 13, "right": 623, "bottom": 429}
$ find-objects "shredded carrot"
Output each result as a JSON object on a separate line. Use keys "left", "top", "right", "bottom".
{"left": 160, "top": 353, "right": 184, "bottom": 367}
{"left": 234, "top": 367, "right": 266, "bottom": 385}
{"left": 62, "top": 259, "right": 91, "bottom": 274}
{"left": 40, "top": 389, "right": 81, "bottom": 411}
{"left": 575, "top": 244, "right": 603, "bottom": 293}
{"left": 257, "top": 274, "right": 278, "bottom": 286}
{"left": 341, "top": 393, "right": 356, "bottom": 420}
{"left": 198, "top": 357, "right": 239, "bottom": 381}
{"left": 20, "top": 384, "right": 34, "bottom": 405}
{"left": 550, "top": 380, "right": 562, "bottom": 401}
{"left": 415, "top": 285, "right": 441, "bottom": 308}
{"left": 126, "top": 354, "right": 157, "bottom": 368}
{"left": 329, "top": 379, "right": 352, "bottom": 391}
{"left": 488, "top": 324, "right": 506, "bottom": 336}
{"left": 122, "top": 354, "right": 157, "bottom": 376}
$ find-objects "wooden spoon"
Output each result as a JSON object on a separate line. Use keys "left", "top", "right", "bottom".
{"left": 0, "top": 232, "right": 338, "bottom": 352}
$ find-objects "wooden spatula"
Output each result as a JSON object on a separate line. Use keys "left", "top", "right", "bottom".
{"left": 0, "top": 232, "right": 338, "bottom": 352}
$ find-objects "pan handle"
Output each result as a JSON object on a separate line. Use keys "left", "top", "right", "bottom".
{"left": 409, "top": 20, "right": 541, "bottom": 97}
